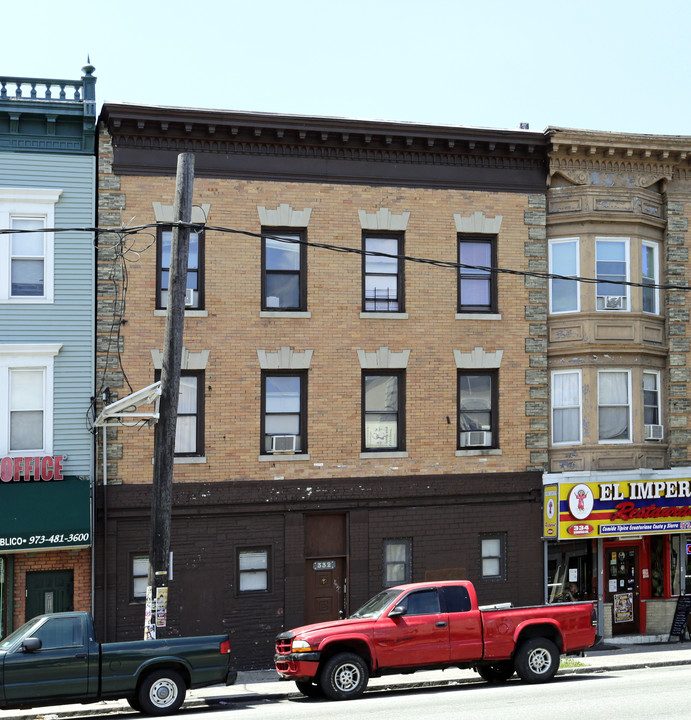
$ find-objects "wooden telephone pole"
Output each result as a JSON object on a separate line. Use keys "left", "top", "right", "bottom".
{"left": 145, "top": 153, "right": 195, "bottom": 639}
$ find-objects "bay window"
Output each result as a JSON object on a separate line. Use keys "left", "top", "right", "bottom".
{"left": 552, "top": 370, "right": 582, "bottom": 445}
{"left": 598, "top": 370, "right": 631, "bottom": 442}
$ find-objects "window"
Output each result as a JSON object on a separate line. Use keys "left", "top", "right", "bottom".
{"left": 643, "top": 370, "right": 661, "bottom": 427}
{"left": 33, "top": 616, "right": 83, "bottom": 649}
{"left": 154, "top": 371, "right": 204, "bottom": 456}
{"left": 262, "top": 229, "right": 306, "bottom": 311}
{"left": 400, "top": 588, "right": 440, "bottom": 615}
{"left": 363, "top": 372, "right": 405, "bottom": 451}
{"left": 238, "top": 548, "right": 269, "bottom": 592}
{"left": 156, "top": 226, "right": 204, "bottom": 310}
{"left": 458, "top": 235, "right": 495, "bottom": 313}
{"left": 552, "top": 371, "right": 582, "bottom": 445}
{"left": 0, "top": 188, "right": 61, "bottom": 303}
{"left": 549, "top": 238, "right": 580, "bottom": 314}
{"left": 0, "top": 344, "right": 60, "bottom": 456}
{"left": 596, "top": 238, "right": 629, "bottom": 311}
{"left": 363, "top": 233, "right": 403, "bottom": 312}
{"left": 262, "top": 372, "right": 306, "bottom": 454}
{"left": 383, "top": 538, "right": 411, "bottom": 587}
{"left": 481, "top": 535, "right": 505, "bottom": 580}
{"left": 458, "top": 371, "right": 496, "bottom": 448}
{"left": 132, "top": 556, "right": 149, "bottom": 600}
{"left": 642, "top": 241, "right": 659, "bottom": 314}
{"left": 598, "top": 370, "right": 631, "bottom": 442}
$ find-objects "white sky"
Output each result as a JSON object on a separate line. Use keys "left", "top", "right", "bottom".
{"left": 4, "top": 0, "right": 691, "bottom": 137}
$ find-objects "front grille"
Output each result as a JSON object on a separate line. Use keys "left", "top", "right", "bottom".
{"left": 275, "top": 638, "right": 292, "bottom": 654}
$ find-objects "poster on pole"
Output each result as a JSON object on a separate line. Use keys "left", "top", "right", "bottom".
{"left": 144, "top": 585, "right": 156, "bottom": 640}
{"left": 156, "top": 587, "right": 168, "bottom": 627}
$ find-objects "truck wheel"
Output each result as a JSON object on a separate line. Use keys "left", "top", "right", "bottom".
{"left": 319, "top": 652, "right": 369, "bottom": 700}
{"left": 127, "top": 697, "right": 142, "bottom": 712}
{"left": 295, "top": 680, "right": 324, "bottom": 698}
{"left": 515, "top": 638, "right": 559, "bottom": 683}
{"left": 137, "top": 669, "right": 186, "bottom": 715}
{"left": 476, "top": 661, "right": 515, "bottom": 683}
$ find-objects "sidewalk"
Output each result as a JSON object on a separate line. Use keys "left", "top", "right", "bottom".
{"left": 3, "top": 639, "right": 691, "bottom": 718}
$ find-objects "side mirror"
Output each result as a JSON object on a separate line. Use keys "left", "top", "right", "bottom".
{"left": 22, "top": 637, "right": 42, "bottom": 653}
{"left": 388, "top": 605, "right": 407, "bottom": 618}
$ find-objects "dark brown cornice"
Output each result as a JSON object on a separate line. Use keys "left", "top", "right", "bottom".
{"left": 100, "top": 102, "right": 548, "bottom": 193}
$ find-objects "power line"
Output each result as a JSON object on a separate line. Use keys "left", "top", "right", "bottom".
{"left": 1, "top": 221, "right": 688, "bottom": 292}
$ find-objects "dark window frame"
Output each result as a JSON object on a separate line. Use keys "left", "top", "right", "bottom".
{"left": 155, "top": 225, "right": 205, "bottom": 310}
{"left": 130, "top": 553, "right": 149, "bottom": 603}
{"left": 382, "top": 537, "right": 412, "bottom": 587}
{"left": 154, "top": 369, "right": 205, "bottom": 457}
{"left": 236, "top": 546, "right": 271, "bottom": 595}
{"left": 362, "top": 370, "right": 406, "bottom": 452}
{"left": 261, "top": 370, "right": 308, "bottom": 455}
{"left": 362, "top": 231, "right": 405, "bottom": 312}
{"left": 261, "top": 227, "right": 307, "bottom": 311}
{"left": 457, "top": 369, "right": 498, "bottom": 449}
{"left": 480, "top": 533, "right": 506, "bottom": 581}
{"left": 457, "top": 233, "right": 497, "bottom": 313}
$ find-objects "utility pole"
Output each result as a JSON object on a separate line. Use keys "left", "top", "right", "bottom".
{"left": 144, "top": 153, "right": 195, "bottom": 639}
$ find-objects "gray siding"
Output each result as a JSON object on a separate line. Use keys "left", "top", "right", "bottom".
{"left": 0, "top": 153, "right": 95, "bottom": 475}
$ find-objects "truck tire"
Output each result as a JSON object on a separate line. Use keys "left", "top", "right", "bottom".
{"left": 137, "top": 669, "right": 186, "bottom": 715}
{"left": 514, "top": 638, "right": 559, "bottom": 683}
{"left": 476, "top": 660, "right": 515, "bottom": 683}
{"left": 319, "top": 652, "right": 369, "bottom": 700}
{"left": 295, "top": 679, "right": 324, "bottom": 698}
{"left": 127, "top": 697, "right": 142, "bottom": 712}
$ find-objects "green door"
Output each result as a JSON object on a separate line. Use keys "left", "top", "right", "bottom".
{"left": 25, "top": 570, "right": 74, "bottom": 621}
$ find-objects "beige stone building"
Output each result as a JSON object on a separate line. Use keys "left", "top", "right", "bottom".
{"left": 544, "top": 128, "right": 691, "bottom": 639}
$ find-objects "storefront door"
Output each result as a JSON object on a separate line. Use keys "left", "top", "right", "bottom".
{"left": 25, "top": 570, "right": 74, "bottom": 621}
{"left": 605, "top": 544, "right": 640, "bottom": 635}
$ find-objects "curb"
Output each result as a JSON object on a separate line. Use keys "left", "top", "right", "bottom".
{"left": 4, "top": 657, "right": 690, "bottom": 719}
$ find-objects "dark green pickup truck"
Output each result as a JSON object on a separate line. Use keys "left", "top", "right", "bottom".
{"left": 0, "top": 611, "right": 236, "bottom": 715}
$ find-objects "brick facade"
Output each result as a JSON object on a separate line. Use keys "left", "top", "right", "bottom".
{"left": 94, "top": 104, "right": 550, "bottom": 668}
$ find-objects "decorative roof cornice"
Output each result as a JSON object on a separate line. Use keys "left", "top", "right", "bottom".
{"left": 99, "top": 103, "right": 549, "bottom": 193}
{"left": 0, "top": 65, "right": 96, "bottom": 154}
{"left": 547, "top": 126, "right": 691, "bottom": 188}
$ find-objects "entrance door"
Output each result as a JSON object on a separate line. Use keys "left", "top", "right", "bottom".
{"left": 304, "top": 514, "right": 347, "bottom": 625}
{"left": 25, "top": 570, "right": 74, "bottom": 621}
{"left": 605, "top": 545, "right": 640, "bottom": 635}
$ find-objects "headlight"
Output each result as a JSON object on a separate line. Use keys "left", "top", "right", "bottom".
{"left": 291, "top": 639, "right": 312, "bottom": 652}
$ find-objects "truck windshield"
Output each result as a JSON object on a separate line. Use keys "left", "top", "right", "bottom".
{"left": 0, "top": 617, "right": 44, "bottom": 651}
{"left": 350, "top": 589, "right": 400, "bottom": 619}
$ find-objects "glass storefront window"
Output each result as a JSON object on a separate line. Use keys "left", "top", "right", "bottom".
{"left": 547, "top": 541, "right": 594, "bottom": 603}
{"left": 650, "top": 536, "right": 664, "bottom": 597}
{"left": 671, "top": 536, "right": 681, "bottom": 596}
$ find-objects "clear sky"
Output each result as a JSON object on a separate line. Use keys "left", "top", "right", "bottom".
{"left": 4, "top": 0, "right": 691, "bottom": 137}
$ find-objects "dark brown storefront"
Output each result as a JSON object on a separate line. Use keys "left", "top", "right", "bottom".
{"left": 94, "top": 471, "right": 543, "bottom": 670}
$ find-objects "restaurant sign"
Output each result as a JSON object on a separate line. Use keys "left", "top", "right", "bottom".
{"left": 544, "top": 476, "right": 691, "bottom": 540}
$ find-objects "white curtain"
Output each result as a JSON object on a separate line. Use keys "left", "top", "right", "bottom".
{"left": 599, "top": 372, "right": 629, "bottom": 440}
{"left": 553, "top": 373, "right": 580, "bottom": 443}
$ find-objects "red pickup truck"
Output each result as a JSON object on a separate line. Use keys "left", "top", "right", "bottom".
{"left": 275, "top": 580, "right": 597, "bottom": 700}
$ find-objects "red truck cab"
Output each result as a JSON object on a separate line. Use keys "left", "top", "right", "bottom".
{"left": 275, "top": 580, "right": 597, "bottom": 700}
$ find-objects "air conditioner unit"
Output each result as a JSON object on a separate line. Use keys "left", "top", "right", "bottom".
{"left": 598, "top": 295, "right": 625, "bottom": 310}
{"left": 460, "top": 431, "right": 491, "bottom": 448}
{"left": 644, "top": 424, "right": 664, "bottom": 441}
{"left": 185, "top": 288, "right": 195, "bottom": 307}
{"left": 270, "top": 434, "right": 297, "bottom": 453}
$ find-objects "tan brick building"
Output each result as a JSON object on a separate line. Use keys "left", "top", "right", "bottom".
{"left": 543, "top": 128, "right": 691, "bottom": 639}
{"left": 94, "top": 104, "right": 550, "bottom": 667}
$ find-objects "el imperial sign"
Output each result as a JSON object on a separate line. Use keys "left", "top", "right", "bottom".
{"left": 0, "top": 455, "right": 64, "bottom": 482}
{"left": 544, "top": 476, "right": 691, "bottom": 540}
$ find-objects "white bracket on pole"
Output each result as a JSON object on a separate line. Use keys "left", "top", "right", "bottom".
{"left": 93, "top": 381, "right": 162, "bottom": 427}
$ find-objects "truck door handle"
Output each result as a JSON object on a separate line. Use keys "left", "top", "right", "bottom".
{"left": 75, "top": 653, "right": 87, "bottom": 659}
{"left": 436, "top": 621, "right": 447, "bottom": 628}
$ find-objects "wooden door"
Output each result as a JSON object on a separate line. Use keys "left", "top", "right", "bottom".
{"left": 25, "top": 570, "right": 73, "bottom": 621}
{"left": 304, "top": 514, "right": 347, "bottom": 625}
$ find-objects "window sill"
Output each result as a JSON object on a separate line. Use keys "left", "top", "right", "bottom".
{"left": 359, "top": 312, "right": 409, "bottom": 319}
{"left": 258, "top": 453, "right": 311, "bottom": 462}
{"left": 1, "top": 297, "right": 53, "bottom": 304}
{"left": 260, "top": 311, "right": 311, "bottom": 318}
{"left": 455, "top": 449, "right": 502, "bottom": 457}
{"left": 154, "top": 309, "right": 209, "bottom": 318}
{"left": 151, "top": 456, "right": 207, "bottom": 464}
{"left": 359, "top": 451, "right": 409, "bottom": 459}
{"left": 455, "top": 313, "right": 501, "bottom": 320}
